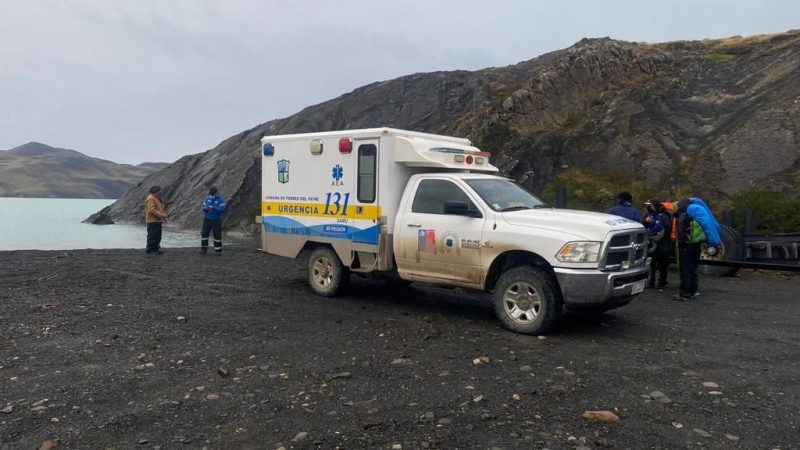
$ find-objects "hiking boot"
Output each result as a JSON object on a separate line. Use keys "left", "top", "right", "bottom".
{"left": 692, "top": 292, "right": 700, "bottom": 298}
{"left": 672, "top": 292, "right": 691, "bottom": 301}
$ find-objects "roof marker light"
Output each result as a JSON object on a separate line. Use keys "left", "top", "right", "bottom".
{"left": 454, "top": 154, "right": 465, "bottom": 163}
{"left": 310, "top": 139, "right": 323, "bottom": 155}
{"left": 475, "top": 157, "right": 484, "bottom": 165}
{"left": 262, "top": 142, "right": 274, "bottom": 157}
{"left": 339, "top": 138, "right": 353, "bottom": 153}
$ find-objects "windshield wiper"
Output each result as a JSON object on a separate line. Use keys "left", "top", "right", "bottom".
{"left": 499, "top": 206, "right": 531, "bottom": 212}
{"left": 532, "top": 204, "right": 551, "bottom": 209}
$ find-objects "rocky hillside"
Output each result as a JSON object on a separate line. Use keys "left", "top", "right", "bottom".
{"left": 88, "top": 31, "right": 800, "bottom": 230}
{"left": 0, "top": 142, "right": 167, "bottom": 198}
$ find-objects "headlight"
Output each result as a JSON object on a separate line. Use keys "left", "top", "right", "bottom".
{"left": 556, "top": 241, "right": 601, "bottom": 263}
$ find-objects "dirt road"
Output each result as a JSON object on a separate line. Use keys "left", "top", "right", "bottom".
{"left": 1, "top": 246, "right": 798, "bottom": 449}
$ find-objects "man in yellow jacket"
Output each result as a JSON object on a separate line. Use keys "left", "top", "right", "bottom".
{"left": 145, "top": 185, "right": 168, "bottom": 255}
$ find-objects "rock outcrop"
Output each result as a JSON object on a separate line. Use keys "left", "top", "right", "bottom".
{"left": 88, "top": 31, "right": 800, "bottom": 231}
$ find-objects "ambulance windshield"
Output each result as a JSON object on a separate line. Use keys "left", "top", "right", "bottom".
{"left": 465, "top": 179, "right": 550, "bottom": 212}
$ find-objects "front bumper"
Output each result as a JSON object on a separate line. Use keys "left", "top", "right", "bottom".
{"left": 553, "top": 265, "right": 649, "bottom": 309}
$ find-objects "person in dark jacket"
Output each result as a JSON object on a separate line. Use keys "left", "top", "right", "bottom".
{"left": 607, "top": 191, "right": 642, "bottom": 222}
{"left": 643, "top": 198, "right": 672, "bottom": 290}
{"left": 200, "top": 187, "right": 226, "bottom": 254}
{"left": 673, "top": 197, "right": 721, "bottom": 300}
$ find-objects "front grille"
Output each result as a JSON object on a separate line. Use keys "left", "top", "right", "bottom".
{"left": 601, "top": 230, "right": 647, "bottom": 271}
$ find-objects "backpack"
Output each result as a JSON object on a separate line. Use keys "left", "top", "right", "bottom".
{"left": 688, "top": 219, "right": 706, "bottom": 244}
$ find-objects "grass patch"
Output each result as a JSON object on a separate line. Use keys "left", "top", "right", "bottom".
{"left": 705, "top": 52, "right": 734, "bottom": 63}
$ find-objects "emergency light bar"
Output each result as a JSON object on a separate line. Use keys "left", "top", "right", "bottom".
{"left": 339, "top": 138, "right": 353, "bottom": 153}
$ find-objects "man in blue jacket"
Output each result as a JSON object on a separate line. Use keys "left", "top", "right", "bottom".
{"left": 607, "top": 191, "right": 642, "bottom": 222}
{"left": 200, "top": 187, "right": 226, "bottom": 254}
{"left": 673, "top": 197, "right": 721, "bottom": 300}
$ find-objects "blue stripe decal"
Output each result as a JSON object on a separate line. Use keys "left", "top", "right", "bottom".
{"left": 263, "top": 216, "right": 379, "bottom": 245}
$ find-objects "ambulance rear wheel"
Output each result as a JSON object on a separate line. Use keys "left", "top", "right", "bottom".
{"left": 308, "top": 247, "right": 349, "bottom": 296}
{"left": 492, "top": 266, "right": 562, "bottom": 335}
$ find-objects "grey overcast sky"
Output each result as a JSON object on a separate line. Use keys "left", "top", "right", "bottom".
{"left": 0, "top": 1, "right": 797, "bottom": 164}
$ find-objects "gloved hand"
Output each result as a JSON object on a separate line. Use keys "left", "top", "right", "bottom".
{"left": 706, "top": 246, "right": 718, "bottom": 256}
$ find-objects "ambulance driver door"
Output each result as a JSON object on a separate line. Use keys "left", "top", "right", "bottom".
{"left": 400, "top": 177, "right": 485, "bottom": 286}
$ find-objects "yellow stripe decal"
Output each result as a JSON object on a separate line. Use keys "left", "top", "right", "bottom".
{"left": 262, "top": 201, "right": 380, "bottom": 219}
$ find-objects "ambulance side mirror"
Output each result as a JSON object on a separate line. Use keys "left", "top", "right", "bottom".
{"left": 443, "top": 201, "right": 482, "bottom": 218}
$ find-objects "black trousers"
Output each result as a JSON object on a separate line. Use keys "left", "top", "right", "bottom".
{"left": 201, "top": 218, "right": 222, "bottom": 252}
{"left": 678, "top": 243, "right": 701, "bottom": 295}
{"left": 146, "top": 222, "right": 162, "bottom": 253}
{"left": 649, "top": 250, "right": 670, "bottom": 286}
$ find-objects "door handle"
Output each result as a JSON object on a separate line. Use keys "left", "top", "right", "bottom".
{"left": 407, "top": 223, "right": 422, "bottom": 228}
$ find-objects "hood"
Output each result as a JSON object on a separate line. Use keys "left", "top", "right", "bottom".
{"left": 501, "top": 208, "right": 643, "bottom": 240}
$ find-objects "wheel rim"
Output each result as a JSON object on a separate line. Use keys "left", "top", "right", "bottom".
{"left": 312, "top": 256, "right": 333, "bottom": 287}
{"left": 701, "top": 242, "right": 726, "bottom": 260}
{"left": 503, "top": 281, "right": 541, "bottom": 324}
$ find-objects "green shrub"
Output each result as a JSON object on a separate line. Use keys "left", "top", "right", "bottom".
{"left": 475, "top": 122, "right": 516, "bottom": 157}
{"left": 728, "top": 190, "right": 800, "bottom": 234}
{"left": 540, "top": 168, "right": 660, "bottom": 213}
{"left": 705, "top": 52, "right": 734, "bottom": 63}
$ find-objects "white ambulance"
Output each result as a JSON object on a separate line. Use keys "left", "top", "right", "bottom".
{"left": 260, "top": 128, "right": 648, "bottom": 334}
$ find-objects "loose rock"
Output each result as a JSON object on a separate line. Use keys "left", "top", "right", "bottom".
{"left": 581, "top": 410, "right": 620, "bottom": 423}
{"left": 702, "top": 381, "right": 720, "bottom": 388}
{"left": 291, "top": 432, "right": 308, "bottom": 442}
{"left": 356, "top": 416, "right": 384, "bottom": 429}
{"left": 693, "top": 428, "right": 712, "bottom": 437}
{"left": 473, "top": 356, "right": 490, "bottom": 365}
{"left": 648, "top": 391, "right": 672, "bottom": 403}
{"left": 1, "top": 404, "right": 13, "bottom": 414}
{"left": 39, "top": 440, "right": 58, "bottom": 450}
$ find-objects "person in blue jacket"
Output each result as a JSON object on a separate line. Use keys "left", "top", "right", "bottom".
{"left": 200, "top": 186, "right": 226, "bottom": 254}
{"left": 607, "top": 191, "right": 642, "bottom": 222}
{"left": 643, "top": 199, "right": 672, "bottom": 290}
{"left": 673, "top": 197, "right": 721, "bottom": 300}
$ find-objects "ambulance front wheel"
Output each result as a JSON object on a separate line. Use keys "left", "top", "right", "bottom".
{"left": 492, "top": 266, "right": 562, "bottom": 335}
{"left": 308, "top": 246, "right": 350, "bottom": 296}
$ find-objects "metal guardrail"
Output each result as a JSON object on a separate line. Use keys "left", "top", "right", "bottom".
{"left": 698, "top": 258, "right": 800, "bottom": 272}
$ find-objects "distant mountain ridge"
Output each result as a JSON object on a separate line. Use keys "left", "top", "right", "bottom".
{"left": 0, "top": 142, "right": 167, "bottom": 198}
{"left": 88, "top": 30, "right": 800, "bottom": 230}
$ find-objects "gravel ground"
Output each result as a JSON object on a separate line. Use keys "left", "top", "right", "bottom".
{"left": 1, "top": 245, "right": 799, "bottom": 449}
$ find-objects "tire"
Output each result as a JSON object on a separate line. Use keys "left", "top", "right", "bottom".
{"left": 492, "top": 266, "right": 562, "bottom": 335}
{"left": 699, "top": 224, "right": 743, "bottom": 277}
{"left": 307, "top": 246, "right": 350, "bottom": 296}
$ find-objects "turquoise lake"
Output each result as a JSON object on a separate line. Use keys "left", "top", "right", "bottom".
{"left": 0, "top": 198, "right": 198, "bottom": 251}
